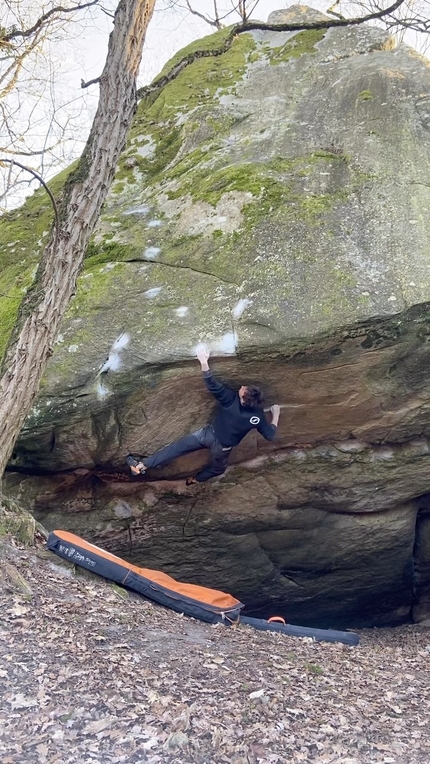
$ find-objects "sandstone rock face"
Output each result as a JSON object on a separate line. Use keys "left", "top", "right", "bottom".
{"left": 2, "top": 6, "right": 430, "bottom": 627}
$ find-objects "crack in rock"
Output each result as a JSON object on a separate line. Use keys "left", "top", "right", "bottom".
{"left": 125, "top": 258, "right": 239, "bottom": 287}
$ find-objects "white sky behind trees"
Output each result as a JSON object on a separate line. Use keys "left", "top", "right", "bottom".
{"left": 1, "top": 1, "right": 428, "bottom": 209}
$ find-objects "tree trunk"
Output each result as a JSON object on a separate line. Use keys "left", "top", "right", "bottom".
{"left": 0, "top": 0, "right": 156, "bottom": 478}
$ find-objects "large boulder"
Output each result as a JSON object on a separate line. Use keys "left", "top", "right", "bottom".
{"left": 2, "top": 6, "right": 430, "bottom": 626}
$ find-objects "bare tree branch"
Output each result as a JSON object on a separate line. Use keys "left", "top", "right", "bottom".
{"left": 1, "top": 1, "right": 109, "bottom": 206}
{"left": 99, "top": 4, "right": 115, "bottom": 18}
{"left": 183, "top": 0, "right": 222, "bottom": 29}
{"left": 336, "top": 0, "right": 430, "bottom": 44}
{"left": 81, "top": 76, "right": 101, "bottom": 88}
{"left": 0, "top": 158, "right": 60, "bottom": 245}
{"left": 164, "top": 0, "right": 237, "bottom": 27}
{"left": 239, "top": 0, "right": 408, "bottom": 31}
{"left": 138, "top": 0, "right": 408, "bottom": 101}
{"left": 213, "top": 0, "right": 221, "bottom": 28}
{"left": 0, "top": 145, "right": 59, "bottom": 157}
{"left": 1, "top": 1, "right": 101, "bottom": 43}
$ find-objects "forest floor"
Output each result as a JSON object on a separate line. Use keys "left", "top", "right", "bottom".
{"left": 1, "top": 537, "right": 430, "bottom": 764}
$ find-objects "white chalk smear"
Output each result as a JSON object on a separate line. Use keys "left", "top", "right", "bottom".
{"left": 96, "top": 382, "right": 110, "bottom": 400}
{"left": 144, "top": 287, "right": 162, "bottom": 298}
{"left": 194, "top": 342, "right": 208, "bottom": 356}
{"left": 112, "top": 333, "right": 130, "bottom": 351}
{"left": 175, "top": 306, "right": 189, "bottom": 317}
{"left": 100, "top": 353, "right": 122, "bottom": 373}
{"left": 217, "top": 332, "right": 238, "bottom": 354}
{"left": 232, "top": 298, "right": 252, "bottom": 319}
{"left": 193, "top": 333, "right": 237, "bottom": 356}
{"left": 99, "top": 333, "right": 130, "bottom": 373}
{"left": 123, "top": 205, "right": 149, "bottom": 216}
{"left": 147, "top": 219, "right": 162, "bottom": 228}
{"left": 144, "top": 246, "right": 161, "bottom": 260}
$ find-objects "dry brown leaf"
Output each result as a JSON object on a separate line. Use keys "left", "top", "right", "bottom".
{"left": 82, "top": 717, "right": 114, "bottom": 734}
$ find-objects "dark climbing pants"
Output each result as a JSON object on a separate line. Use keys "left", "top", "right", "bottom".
{"left": 144, "top": 425, "right": 232, "bottom": 482}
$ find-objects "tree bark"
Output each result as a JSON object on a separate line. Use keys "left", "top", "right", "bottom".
{"left": 0, "top": 0, "right": 156, "bottom": 478}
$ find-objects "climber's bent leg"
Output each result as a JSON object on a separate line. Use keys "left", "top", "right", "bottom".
{"left": 144, "top": 425, "right": 211, "bottom": 470}
{"left": 193, "top": 433, "right": 232, "bottom": 483}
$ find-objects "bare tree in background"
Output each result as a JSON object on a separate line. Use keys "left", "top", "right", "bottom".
{"left": 0, "top": 0, "right": 107, "bottom": 210}
{"left": 0, "top": 0, "right": 156, "bottom": 480}
{"left": 161, "top": 0, "right": 262, "bottom": 29}
{"left": 236, "top": 0, "right": 262, "bottom": 22}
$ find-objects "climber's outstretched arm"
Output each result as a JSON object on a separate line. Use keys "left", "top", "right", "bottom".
{"left": 196, "top": 346, "right": 236, "bottom": 407}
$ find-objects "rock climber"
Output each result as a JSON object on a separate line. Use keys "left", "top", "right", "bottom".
{"left": 126, "top": 346, "right": 281, "bottom": 485}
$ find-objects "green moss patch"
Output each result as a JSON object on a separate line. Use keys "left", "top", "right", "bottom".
{"left": 116, "top": 30, "right": 257, "bottom": 188}
{"left": 0, "top": 263, "right": 35, "bottom": 360}
{"left": 0, "top": 162, "right": 78, "bottom": 360}
{"left": 267, "top": 29, "right": 326, "bottom": 65}
{"left": 0, "top": 498, "right": 36, "bottom": 545}
{"left": 166, "top": 154, "right": 350, "bottom": 220}
{"left": 167, "top": 162, "right": 271, "bottom": 206}
{"left": 152, "top": 30, "right": 256, "bottom": 113}
{"left": 156, "top": 26, "right": 236, "bottom": 80}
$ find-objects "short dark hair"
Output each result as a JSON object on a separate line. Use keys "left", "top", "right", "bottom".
{"left": 242, "top": 385, "right": 264, "bottom": 408}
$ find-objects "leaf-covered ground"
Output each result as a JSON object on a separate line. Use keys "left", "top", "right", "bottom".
{"left": 1, "top": 539, "right": 430, "bottom": 764}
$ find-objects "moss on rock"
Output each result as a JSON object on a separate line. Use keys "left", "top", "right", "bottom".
{"left": 156, "top": 26, "right": 237, "bottom": 80}
{"left": 0, "top": 163, "right": 77, "bottom": 359}
{"left": 115, "top": 29, "right": 257, "bottom": 191}
{"left": 0, "top": 497, "right": 36, "bottom": 545}
{"left": 267, "top": 29, "right": 326, "bottom": 64}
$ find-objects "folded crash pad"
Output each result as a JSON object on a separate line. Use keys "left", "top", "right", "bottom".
{"left": 47, "top": 530, "right": 243, "bottom": 624}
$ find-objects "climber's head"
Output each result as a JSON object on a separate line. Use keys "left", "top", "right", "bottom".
{"left": 239, "top": 384, "right": 264, "bottom": 408}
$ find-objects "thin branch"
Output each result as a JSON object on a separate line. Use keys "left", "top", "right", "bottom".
{"left": 213, "top": 0, "right": 221, "bottom": 27}
{"left": 1, "top": 0, "right": 101, "bottom": 43}
{"left": 0, "top": 145, "right": 59, "bottom": 157}
{"left": 169, "top": 0, "right": 234, "bottom": 25}
{"left": 81, "top": 76, "right": 101, "bottom": 88}
{"left": 0, "top": 159, "right": 60, "bottom": 247}
{"left": 247, "top": 0, "right": 262, "bottom": 19}
{"left": 99, "top": 4, "right": 115, "bottom": 18}
{"left": 183, "top": 0, "right": 221, "bottom": 28}
{"left": 384, "top": 14, "right": 430, "bottom": 33}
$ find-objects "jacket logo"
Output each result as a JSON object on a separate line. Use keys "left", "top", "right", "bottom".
{"left": 250, "top": 416, "right": 260, "bottom": 425}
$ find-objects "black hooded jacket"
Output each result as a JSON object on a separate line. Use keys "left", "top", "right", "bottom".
{"left": 203, "top": 370, "right": 276, "bottom": 448}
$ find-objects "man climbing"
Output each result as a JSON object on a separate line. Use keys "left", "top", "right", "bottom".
{"left": 126, "top": 347, "right": 280, "bottom": 485}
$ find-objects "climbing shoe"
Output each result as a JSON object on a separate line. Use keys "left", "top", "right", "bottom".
{"left": 126, "top": 456, "right": 146, "bottom": 475}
